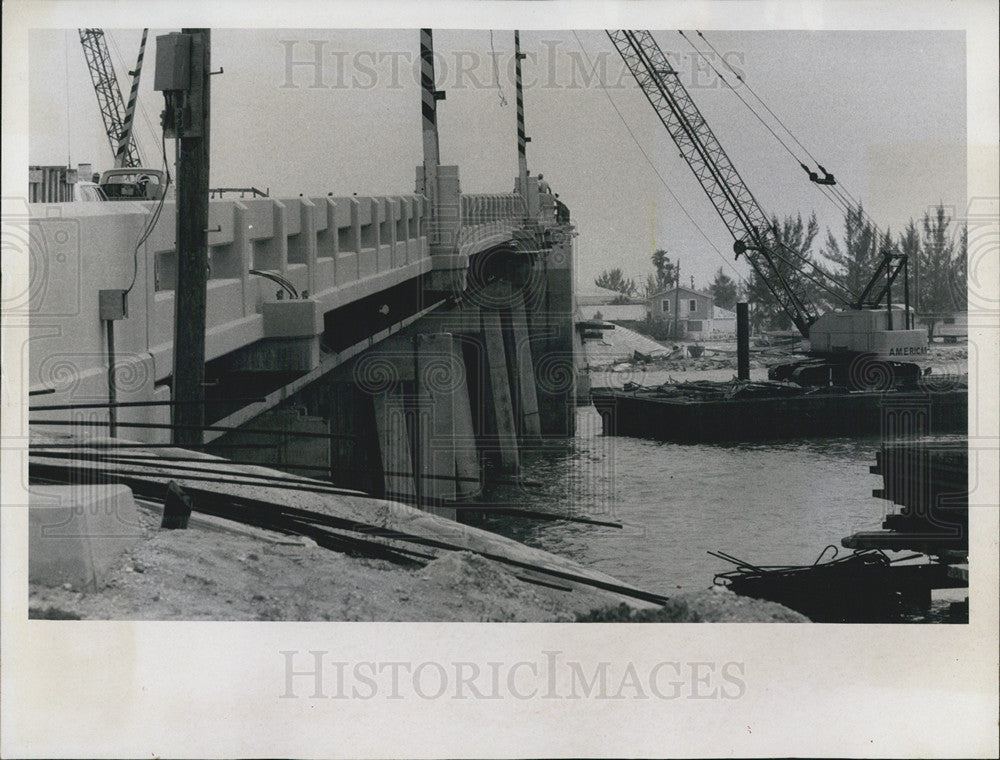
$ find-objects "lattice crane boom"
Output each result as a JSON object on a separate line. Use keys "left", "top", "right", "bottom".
{"left": 607, "top": 29, "right": 815, "bottom": 336}
{"left": 78, "top": 28, "right": 146, "bottom": 169}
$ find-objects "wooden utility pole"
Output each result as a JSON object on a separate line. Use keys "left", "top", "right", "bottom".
{"left": 171, "top": 29, "right": 211, "bottom": 447}
{"left": 673, "top": 259, "right": 681, "bottom": 339}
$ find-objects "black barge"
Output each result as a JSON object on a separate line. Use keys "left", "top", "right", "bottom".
{"left": 591, "top": 380, "right": 967, "bottom": 443}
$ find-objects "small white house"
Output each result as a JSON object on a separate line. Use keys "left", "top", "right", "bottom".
{"left": 646, "top": 285, "right": 714, "bottom": 338}
{"left": 645, "top": 286, "right": 741, "bottom": 339}
{"left": 710, "top": 306, "right": 738, "bottom": 338}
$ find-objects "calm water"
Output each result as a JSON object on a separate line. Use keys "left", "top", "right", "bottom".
{"left": 483, "top": 406, "right": 891, "bottom": 595}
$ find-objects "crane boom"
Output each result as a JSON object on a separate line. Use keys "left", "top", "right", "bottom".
{"left": 78, "top": 28, "right": 145, "bottom": 168}
{"left": 607, "top": 30, "right": 815, "bottom": 336}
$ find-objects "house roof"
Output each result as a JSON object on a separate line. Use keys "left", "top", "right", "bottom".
{"left": 713, "top": 306, "right": 737, "bottom": 319}
{"left": 578, "top": 282, "right": 643, "bottom": 305}
{"left": 646, "top": 285, "right": 714, "bottom": 300}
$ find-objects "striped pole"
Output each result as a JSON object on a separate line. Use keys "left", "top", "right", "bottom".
{"left": 514, "top": 30, "right": 529, "bottom": 194}
{"left": 115, "top": 28, "right": 147, "bottom": 168}
{"left": 420, "top": 28, "right": 442, "bottom": 206}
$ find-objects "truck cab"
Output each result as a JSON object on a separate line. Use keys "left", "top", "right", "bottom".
{"left": 99, "top": 168, "right": 170, "bottom": 201}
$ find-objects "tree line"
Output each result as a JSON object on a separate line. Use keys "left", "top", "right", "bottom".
{"left": 594, "top": 203, "right": 968, "bottom": 331}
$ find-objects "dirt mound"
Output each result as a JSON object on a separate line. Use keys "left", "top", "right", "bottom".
{"left": 576, "top": 587, "right": 809, "bottom": 623}
{"left": 420, "top": 551, "right": 523, "bottom": 599}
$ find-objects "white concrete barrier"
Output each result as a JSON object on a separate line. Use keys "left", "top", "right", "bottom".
{"left": 29, "top": 484, "right": 143, "bottom": 591}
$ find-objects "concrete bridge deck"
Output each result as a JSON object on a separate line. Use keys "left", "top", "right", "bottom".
{"left": 26, "top": 171, "right": 576, "bottom": 515}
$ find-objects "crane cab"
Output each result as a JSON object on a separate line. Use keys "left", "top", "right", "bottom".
{"left": 809, "top": 308, "right": 928, "bottom": 360}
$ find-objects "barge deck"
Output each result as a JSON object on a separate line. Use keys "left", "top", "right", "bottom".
{"left": 591, "top": 380, "right": 967, "bottom": 443}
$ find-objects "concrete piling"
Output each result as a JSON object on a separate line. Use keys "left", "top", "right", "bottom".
{"left": 481, "top": 309, "right": 520, "bottom": 473}
{"left": 508, "top": 289, "right": 542, "bottom": 440}
{"left": 415, "top": 333, "right": 459, "bottom": 507}
{"left": 374, "top": 387, "right": 416, "bottom": 501}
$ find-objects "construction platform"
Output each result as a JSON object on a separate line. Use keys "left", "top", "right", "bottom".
{"left": 591, "top": 381, "right": 967, "bottom": 443}
{"left": 843, "top": 440, "right": 969, "bottom": 556}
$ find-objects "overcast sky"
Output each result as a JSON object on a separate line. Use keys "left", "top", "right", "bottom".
{"left": 29, "top": 26, "right": 966, "bottom": 293}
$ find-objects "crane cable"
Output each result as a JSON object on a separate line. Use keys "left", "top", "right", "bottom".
{"left": 677, "top": 30, "right": 879, "bottom": 300}
{"left": 678, "top": 31, "right": 809, "bottom": 174}
{"left": 679, "top": 29, "right": 854, "bottom": 223}
{"left": 623, "top": 29, "right": 852, "bottom": 304}
{"left": 690, "top": 30, "right": 889, "bottom": 238}
{"left": 766, "top": 239, "right": 856, "bottom": 306}
{"left": 570, "top": 31, "right": 746, "bottom": 285}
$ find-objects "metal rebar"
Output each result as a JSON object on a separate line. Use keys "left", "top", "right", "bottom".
{"left": 29, "top": 397, "right": 268, "bottom": 412}
{"left": 27, "top": 442, "right": 279, "bottom": 451}
{"left": 29, "top": 450, "right": 366, "bottom": 495}
{"left": 28, "top": 460, "right": 367, "bottom": 498}
{"left": 28, "top": 418, "right": 360, "bottom": 440}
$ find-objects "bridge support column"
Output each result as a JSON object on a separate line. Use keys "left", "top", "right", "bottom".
{"left": 450, "top": 337, "right": 481, "bottom": 499}
{"left": 506, "top": 289, "right": 542, "bottom": 441}
{"left": 326, "top": 381, "right": 381, "bottom": 496}
{"left": 481, "top": 308, "right": 520, "bottom": 473}
{"left": 374, "top": 385, "right": 417, "bottom": 503}
{"left": 413, "top": 333, "right": 459, "bottom": 518}
{"left": 533, "top": 230, "right": 576, "bottom": 437}
{"left": 360, "top": 332, "right": 478, "bottom": 519}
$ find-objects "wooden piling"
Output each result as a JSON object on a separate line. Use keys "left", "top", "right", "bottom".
{"left": 737, "top": 302, "right": 750, "bottom": 381}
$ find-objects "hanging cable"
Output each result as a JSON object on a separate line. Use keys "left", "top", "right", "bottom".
{"left": 489, "top": 30, "right": 507, "bottom": 106}
{"left": 681, "top": 29, "right": 864, "bottom": 224}
{"left": 766, "top": 240, "right": 856, "bottom": 305}
{"left": 125, "top": 125, "right": 172, "bottom": 295}
{"left": 678, "top": 31, "right": 809, "bottom": 171}
{"left": 693, "top": 30, "right": 889, "bottom": 234}
{"left": 65, "top": 31, "right": 73, "bottom": 168}
{"left": 683, "top": 30, "right": 902, "bottom": 288}
{"left": 570, "top": 31, "right": 746, "bottom": 285}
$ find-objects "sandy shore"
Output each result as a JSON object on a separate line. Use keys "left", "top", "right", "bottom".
{"left": 29, "top": 497, "right": 808, "bottom": 622}
{"left": 29, "top": 434, "right": 807, "bottom": 623}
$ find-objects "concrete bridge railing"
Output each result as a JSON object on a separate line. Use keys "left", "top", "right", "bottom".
{"left": 25, "top": 177, "right": 569, "bottom": 450}
{"left": 455, "top": 192, "right": 528, "bottom": 256}
{"left": 26, "top": 194, "right": 433, "bottom": 406}
{"left": 460, "top": 192, "right": 525, "bottom": 226}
